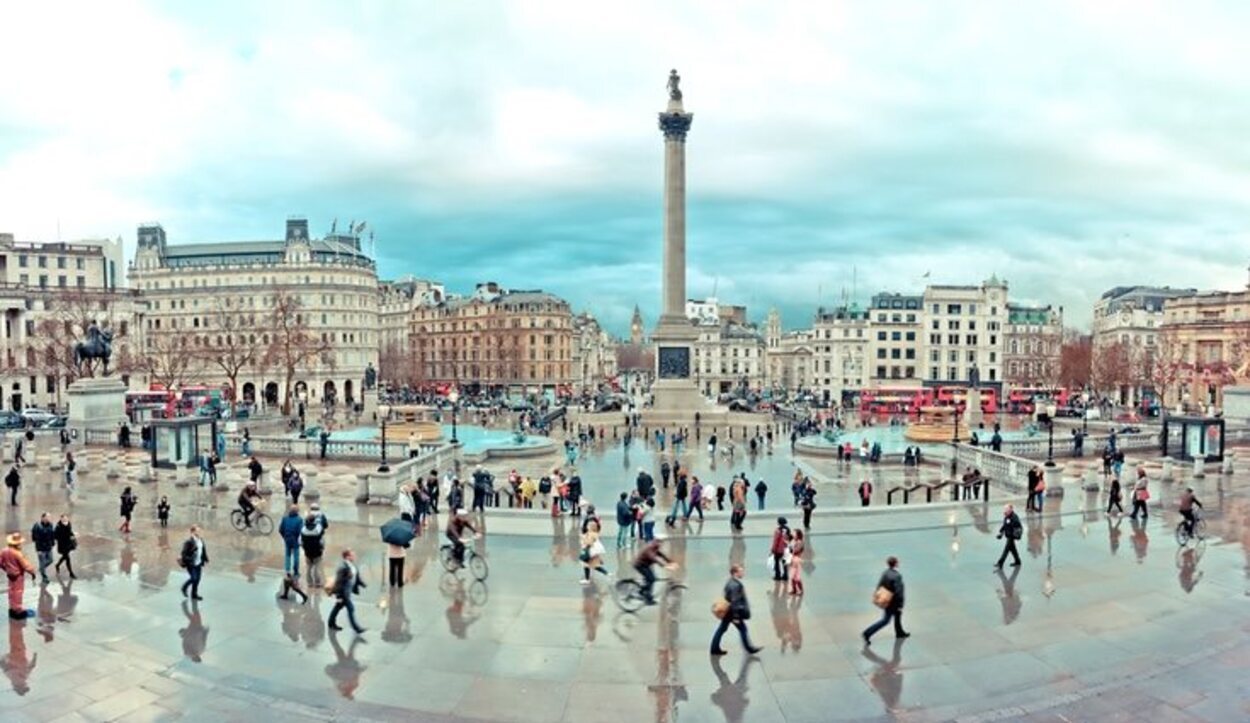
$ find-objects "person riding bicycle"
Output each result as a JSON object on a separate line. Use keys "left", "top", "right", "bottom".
{"left": 1179, "top": 487, "right": 1203, "bottom": 536}
{"left": 632, "top": 538, "right": 674, "bottom": 605}
{"left": 237, "top": 481, "right": 262, "bottom": 527}
{"left": 446, "top": 508, "right": 478, "bottom": 568}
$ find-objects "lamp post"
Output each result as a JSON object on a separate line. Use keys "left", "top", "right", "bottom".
{"left": 950, "top": 405, "right": 961, "bottom": 478}
{"left": 377, "top": 403, "right": 391, "bottom": 473}
{"left": 297, "top": 391, "right": 307, "bottom": 439}
{"left": 1044, "top": 403, "right": 1056, "bottom": 467}
{"left": 1080, "top": 391, "right": 1090, "bottom": 436}
{"left": 448, "top": 389, "right": 460, "bottom": 444}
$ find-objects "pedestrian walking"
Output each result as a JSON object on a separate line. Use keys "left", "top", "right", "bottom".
{"left": 6, "top": 464, "right": 20, "bottom": 506}
{"left": 799, "top": 481, "right": 816, "bottom": 530}
{"left": 641, "top": 498, "right": 656, "bottom": 541}
{"left": 710, "top": 564, "right": 762, "bottom": 655}
{"left": 579, "top": 520, "right": 610, "bottom": 585}
{"left": 615, "top": 493, "right": 633, "bottom": 548}
{"left": 157, "top": 496, "right": 171, "bottom": 527}
{"left": 278, "top": 571, "right": 309, "bottom": 604}
{"left": 31, "top": 513, "right": 55, "bottom": 584}
{"left": 686, "top": 477, "right": 705, "bottom": 521}
{"left": 248, "top": 455, "right": 263, "bottom": 485}
{"left": 660, "top": 460, "right": 671, "bottom": 488}
{"left": 279, "top": 504, "right": 303, "bottom": 576}
{"left": 53, "top": 514, "right": 77, "bottom": 579}
{"left": 994, "top": 504, "right": 1023, "bottom": 569}
{"left": 1130, "top": 471, "right": 1150, "bottom": 520}
{"left": 666, "top": 475, "right": 689, "bottom": 525}
{"left": 118, "top": 486, "right": 137, "bottom": 534}
{"left": 0, "top": 533, "right": 36, "bottom": 619}
{"left": 715, "top": 484, "right": 726, "bottom": 511}
{"left": 387, "top": 541, "right": 406, "bottom": 588}
{"left": 301, "top": 512, "right": 327, "bottom": 588}
{"left": 1106, "top": 477, "right": 1123, "bottom": 515}
{"left": 754, "top": 479, "right": 768, "bottom": 510}
{"left": 289, "top": 472, "right": 304, "bottom": 505}
{"left": 788, "top": 529, "right": 805, "bottom": 596}
{"left": 179, "top": 525, "right": 208, "bottom": 600}
{"left": 770, "top": 517, "right": 792, "bottom": 581}
{"left": 862, "top": 556, "right": 909, "bottom": 645}
{"left": 328, "top": 548, "right": 367, "bottom": 634}
{"left": 63, "top": 451, "right": 77, "bottom": 499}
{"left": 857, "top": 479, "right": 873, "bottom": 507}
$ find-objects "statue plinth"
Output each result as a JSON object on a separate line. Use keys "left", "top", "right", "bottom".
{"left": 964, "top": 388, "right": 984, "bottom": 428}
{"left": 67, "top": 377, "right": 128, "bottom": 444}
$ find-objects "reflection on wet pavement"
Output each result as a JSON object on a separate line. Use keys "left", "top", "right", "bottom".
{"left": 0, "top": 443, "right": 1248, "bottom": 721}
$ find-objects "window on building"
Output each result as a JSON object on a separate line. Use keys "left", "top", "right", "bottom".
{"left": 19, "top": 274, "right": 27, "bottom": 285}
{"left": 38, "top": 275, "right": 47, "bottom": 288}
{"left": 989, "top": 368, "right": 997, "bottom": 381}
{"left": 37, "top": 256, "right": 46, "bottom": 268}
{"left": 18, "top": 255, "right": 27, "bottom": 267}
{"left": 891, "top": 331, "right": 901, "bottom": 341}
{"left": 948, "top": 366, "right": 957, "bottom": 379}
{"left": 76, "top": 258, "right": 84, "bottom": 270}
{"left": 905, "top": 331, "right": 915, "bottom": 341}
{"left": 905, "top": 349, "right": 915, "bottom": 360}
{"left": 876, "top": 365, "right": 886, "bottom": 378}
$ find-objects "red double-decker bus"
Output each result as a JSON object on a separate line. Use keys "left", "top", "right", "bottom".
{"left": 935, "top": 386, "right": 999, "bottom": 413}
{"left": 1005, "top": 387, "right": 1070, "bottom": 415}
{"left": 859, "top": 387, "right": 935, "bottom": 415}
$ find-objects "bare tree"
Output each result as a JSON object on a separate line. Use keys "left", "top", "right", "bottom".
{"left": 262, "top": 289, "right": 335, "bottom": 415}
{"left": 1091, "top": 340, "right": 1133, "bottom": 400}
{"left": 379, "top": 340, "right": 420, "bottom": 389}
{"left": 1057, "top": 331, "right": 1092, "bottom": 391}
{"left": 136, "top": 325, "right": 202, "bottom": 391}
{"left": 197, "top": 299, "right": 261, "bottom": 415}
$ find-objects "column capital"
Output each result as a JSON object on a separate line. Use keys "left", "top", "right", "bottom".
{"left": 658, "top": 111, "right": 693, "bottom": 142}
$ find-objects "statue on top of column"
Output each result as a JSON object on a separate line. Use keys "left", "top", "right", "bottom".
{"left": 667, "top": 69, "right": 682, "bottom": 101}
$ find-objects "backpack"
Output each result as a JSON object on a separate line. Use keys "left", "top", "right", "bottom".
{"left": 539, "top": 478, "right": 552, "bottom": 494}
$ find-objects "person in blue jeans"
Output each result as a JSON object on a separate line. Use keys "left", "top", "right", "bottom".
{"left": 278, "top": 504, "right": 304, "bottom": 576}
{"left": 667, "top": 475, "right": 689, "bottom": 525}
{"left": 615, "top": 493, "right": 634, "bottom": 549}
{"left": 862, "top": 556, "right": 910, "bottom": 645}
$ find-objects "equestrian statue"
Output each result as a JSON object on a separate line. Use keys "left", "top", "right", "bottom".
{"left": 74, "top": 321, "right": 114, "bottom": 376}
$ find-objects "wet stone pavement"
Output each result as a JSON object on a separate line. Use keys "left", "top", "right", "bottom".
{"left": 0, "top": 444, "right": 1249, "bottom": 722}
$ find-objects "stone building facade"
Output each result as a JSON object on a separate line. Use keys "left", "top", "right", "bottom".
{"left": 409, "top": 282, "right": 574, "bottom": 395}
{"left": 0, "top": 233, "right": 140, "bottom": 411}
{"left": 129, "top": 218, "right": 379, "bottom": 411}
{"left": 1003, "top": 304, "right": 1063, "bottom": 388}
{"left": 1158, "top": 286, "right": 1250, "bottom": 411}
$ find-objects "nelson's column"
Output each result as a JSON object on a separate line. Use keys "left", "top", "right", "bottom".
{"left": 650, "top": 69, "right": 704, "bottom": 415}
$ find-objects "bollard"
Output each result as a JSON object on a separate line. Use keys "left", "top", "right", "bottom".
{"left": 1222, "top": 451, "right": 1234, "bottom": 475}
{"left": 1083, "top": 466, "right": 1101, "bottom": 492}
{"left": 1193, "top": 457, "right": 1205, "bottom": 479}
{"left": 1161, "top": 456, "right": 1173, "bottom": 481}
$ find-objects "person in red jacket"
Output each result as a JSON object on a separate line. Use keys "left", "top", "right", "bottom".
{"left": 858, "top": 479, "right": 873, "bottom": 507}
{"left": 770, "top": 517, "right": 792, "bottom": 581}
{"left": 0, "top": 533, "right": 36, "bottom": 619}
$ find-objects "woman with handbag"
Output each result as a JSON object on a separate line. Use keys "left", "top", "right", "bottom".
{"left": 862, "top": 556, "right": 910, "bottom": 645}
{"left": 579, "top": 520, "right": 610, "bottom": 586}
{"left": 53, "top": 514, "right": 77, "bottom": 579}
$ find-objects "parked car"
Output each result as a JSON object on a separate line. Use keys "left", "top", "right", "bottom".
{"left": 20, "top": 407, "right": 57, "bottom": 425}
{"left": 0, "top": 411, "right": 24, "bottom": 429}
{"left": 39, "top": 416, "right": 67, "bottom": 429}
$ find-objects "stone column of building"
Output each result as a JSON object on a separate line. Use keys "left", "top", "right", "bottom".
{"left": 650, "top": 69, "right": 703, "bottom": 414}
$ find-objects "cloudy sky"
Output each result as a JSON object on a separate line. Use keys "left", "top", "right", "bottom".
{"left": 2, "top": 1, "right": 1249, "bottom": 335}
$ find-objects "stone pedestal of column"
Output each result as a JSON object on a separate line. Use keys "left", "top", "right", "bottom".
{"left": 1083, "top": 466, "right": 1101, "bottom": 491}
{"left": 1192, "top": 457, "right": 1205, "bottom": 478}
{"left": 1161, "top": 457, "right": 1173, "bottom": 480}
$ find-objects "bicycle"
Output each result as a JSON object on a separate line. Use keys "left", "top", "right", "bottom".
{"left": 439, "top": 540, "right": 488, "bottom": 581}
{"left": 1174, "top": 512, "right": 1206, "bottom": 547}
{"left": 613, "top": 571, "right": 686, "bottom": 614}
{"left": 230, "top": 507, "right": 273, "bottom": 535}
